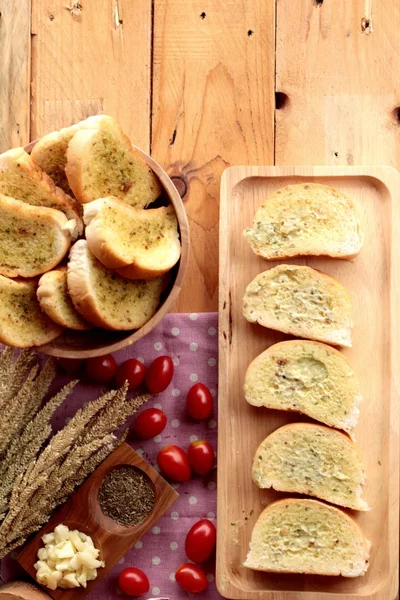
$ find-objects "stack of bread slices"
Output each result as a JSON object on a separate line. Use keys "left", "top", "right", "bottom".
{"left": 0, "top": 115, "right": 181, "bottom": 348}
{"left": 241, "top": 183, "right": 371, "bottom": 577}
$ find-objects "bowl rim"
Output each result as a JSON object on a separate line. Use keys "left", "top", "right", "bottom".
{"left": 24, "top": 140, "right": 190, "bottom": 359}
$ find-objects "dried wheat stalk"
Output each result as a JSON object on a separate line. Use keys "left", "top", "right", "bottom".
{"left": 0, "top": 348, "right": 149, "bottom": 558}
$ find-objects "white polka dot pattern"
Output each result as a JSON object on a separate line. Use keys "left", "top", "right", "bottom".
{"left": 33, "top": 314, "right": 219, "bottom": 600}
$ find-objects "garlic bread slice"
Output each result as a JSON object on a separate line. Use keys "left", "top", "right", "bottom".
{"left": 67, "top": 240, "right": 168, "bottom": 330}
{"left": 244, "top": 340, "right": 361, "bottom": 434}
{"left": 244, "top": 498, "right": 370, "bottom": 576}
{"left": 84, "top": 196, "right": 181, "bottom": 278}
{"left": 0, "top": 195, "right": 72, "bottom": 278}
{"left": 0, "top": 148, "right": 82, "bottom": 238}
{"left": 0, "top": 276, "right": 63, "bottom": 347}
{"left": 244, "top": 182, "right": 363, "bottom": 260}
{"left": 242, "top": 264, "right": 353, "bottom": 347}
{"left": 253, "top": 423, "right": 368, "bottom": 510}
{"left": 66, "top": 124, "right": 162, "bottom": 207}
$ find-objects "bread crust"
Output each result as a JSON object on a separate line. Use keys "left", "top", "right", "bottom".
{"left": 244, "top": 498, "right": 371, "bottom": 577}
{"left": 0, "top": 276, "right": 63, "bottom": 347}
{"left": 37, "top": 267, "right": 92, "bottom": 330}
{"left": 0, "top": 147, "right": 83, "bottom": 238}
{"left": 0, "top": 195, "right": 72, "bottom": 278}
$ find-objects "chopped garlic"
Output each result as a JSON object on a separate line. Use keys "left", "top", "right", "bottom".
{"left": 34, "top": 524, "right": 105, "bottom": 590}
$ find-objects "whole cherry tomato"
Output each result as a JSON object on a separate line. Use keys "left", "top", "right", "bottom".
{"left": 175, "top": 563, "right": 208, "bottom": 594}
{"left": 157, "top": 445, "right": 191, "bottom": 482}
{"left": 115, "top": 359, "right": 146, "bottom": 390}
{"left": 85, "top": 354, "right": 117, "bottom": 384}
{"left": 186, "top": 383, "right": 213, "bottom": 420}
{"left": 133, "top": 408, "right": 167, "bottom": 439}
{"left": 185, "top": 519, "right": 217, "bottom": 563}
{"left": 145, "top": 356, "right": 174, "bottom": 394}
{"left": 188, "top": 440, "right": 214, "bottom": 476}
{"left": 58, "top": 358, "right": 84, "bottom": 374}
{"left": 118, "top": 567, "right": 149, "bottom": 597}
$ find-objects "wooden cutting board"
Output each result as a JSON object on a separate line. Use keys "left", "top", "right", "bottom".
{"left": 217, "top": 166, "right": 399, "bottom": 599}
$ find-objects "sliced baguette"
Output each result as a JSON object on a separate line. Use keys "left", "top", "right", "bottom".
{"left": 242, "top": 264, "right": 353, "bottom": 347}
{"left": 37, "top": 267, "right": 92, "bottom": 330}
{"left": 0, "top": 276, "right": 63, "bottom": 347}
{"left": 30, "top": 115, "right": 127, "bottom": 195}
{"left": 244, "top": 498, "right": 370, "bottom": 576}
{"left": 0, "top": 195, "right": 72, "bottom": 278}
{"left": 83, "top": 197, "right": 181, "bottom": 278}
{"left": 0, "top": 148, "right": 83, "bottom": 238}
{"left": 244, "top": 340, "right": 361, "bottom": 434}
{"left": 66, "top": 124, "right": 162, "bottom": 207}
{"left": 244, "top": 182, "right": 364, "bottom": 260}
{"left": 67, "top": 240, "right": 168, "bottom": 330}
{"left": 252, "top": 423, "right": 368, "bottom": 510}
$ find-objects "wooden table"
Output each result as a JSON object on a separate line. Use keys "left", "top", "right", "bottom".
{"left": 0, "top": 0, "right": 397, "bottom": 315}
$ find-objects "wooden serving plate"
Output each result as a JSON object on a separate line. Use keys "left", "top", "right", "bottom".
{"left": 23, "top": 140, "right": 190, "bottom": 359}
{"left": 17, "top": 443, "right": 178, "bottom": 599}
{"left": 217, "top": 166, "right": 399, "bottom": 599}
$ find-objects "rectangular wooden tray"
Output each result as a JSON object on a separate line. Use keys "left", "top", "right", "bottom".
{"left": 217, "top": 166, "right": 399, "bottom": 599}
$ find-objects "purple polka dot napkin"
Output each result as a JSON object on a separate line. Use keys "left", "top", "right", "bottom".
{"left": 1, "top": 313, "right": 224, "bottom": 599}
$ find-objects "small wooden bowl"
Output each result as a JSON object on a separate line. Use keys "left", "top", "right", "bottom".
{"left": 17, "top": 443, "right": 178, "bottom": 599}
{"left": 24, "top": 141, "right": 190, "bottom": 359}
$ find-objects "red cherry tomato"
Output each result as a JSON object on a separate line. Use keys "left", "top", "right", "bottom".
{"left": 85, "top": 354, "right": 117, "bottom": 384}
{"left": 133, "top": 408, "right": 167, "bottom": 439}
{"left": 188, "top": 440, "right": 214, "bottom": 476}
{"left": 145, "top": 355, "right": 174, "bottom": 394}
{"left": 175, "top": 563, "right": 208, "bottom": 594}
{"left": 157, "top": 445, "right": 191, "bottom": 482}
{"left": 185, "top": 519, "right": 217, "bottom": 563}
{"left": 118, "top": 567, "right": 149, "bottom": 596}
{"left": 186, "top": 383, "right": 213, "bottom": 420}
{"left": 115, "top": 359, "right": 146, "bottom": 390}
{"left": 58, "top": 358, "right": 84, "bottom": 374}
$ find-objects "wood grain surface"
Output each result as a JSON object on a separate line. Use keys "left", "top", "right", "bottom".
{"left": 217, "top": 166, "right": 399, "bottom": 599}
{"left": 17, "top": 443, "right": 178, "bottom": 599}
{"left": 2, "top": 1, "right": 400, "bottom": 309}
{"left": 151, "top": 0, "right": 275, "bottom": 310}
{"left": 0, "top": 0, "right": 31, "bottom": 152}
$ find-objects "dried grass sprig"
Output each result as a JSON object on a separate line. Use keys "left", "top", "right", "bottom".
{"left": 0, "top": 350, "right": 149, "bottom": 558}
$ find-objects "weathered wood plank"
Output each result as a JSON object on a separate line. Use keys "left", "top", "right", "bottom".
{"left": 31, "top": 0, "right": 152, "bottom": 150}
{"left": 0, "top": 0, "right": 31, "bottom": 151}
{"left": 275, "top": 0, "right": 400, "bottom": 166}
{"left": 152, "top": 0, "right": 275, "bottom": 312}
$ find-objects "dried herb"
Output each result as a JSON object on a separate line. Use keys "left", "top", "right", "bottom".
{"left": 98, "top": 466, "right": 155, "bottom": 527}
{"left": 0, "top": 349, "right": 150, "bottom": 558}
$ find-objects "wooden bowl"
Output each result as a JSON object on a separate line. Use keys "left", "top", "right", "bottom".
{"left": 17, "top": 443, "right": 178, "bottom": 599}
{"left": 24, "top": 141, "right": 190, "bottom": 359}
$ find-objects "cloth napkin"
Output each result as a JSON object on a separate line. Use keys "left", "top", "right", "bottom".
{"left": 1, "top": 313, "right": 223, "bottom": 599}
